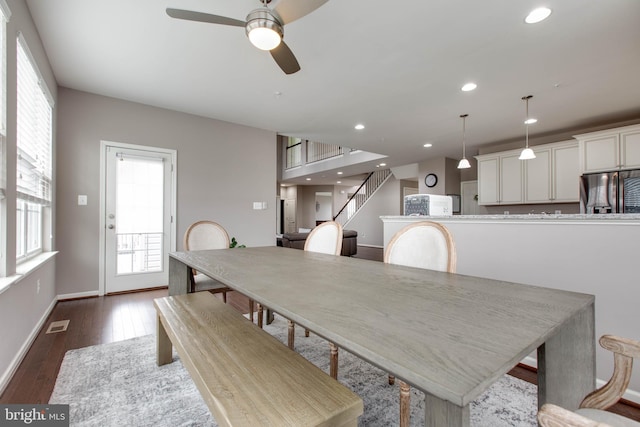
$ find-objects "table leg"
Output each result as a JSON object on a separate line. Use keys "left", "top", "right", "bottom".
{"left": 537, "top": 302, "right": 596, "bottom": 410}
{"left": 168, "top": 257, "right": 191, "bottom": 296}
{"left": 424, "top": 393, "right": 470, "bottom": 427}
{"left": 399, "top": 381, "right": 410, "bottom": 427}
{"left": 156, "top": 315, "right": 172, "bottom": 366}
{"left": 257, "top": 303, "right": 264, "bottom": 328}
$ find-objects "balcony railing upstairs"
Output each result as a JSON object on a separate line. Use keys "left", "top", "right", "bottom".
{"left": 285, "top": 137, "right": 347, "bottom": 169}
{"left": 333, "top": 168, "right": 392, "bottom": 227}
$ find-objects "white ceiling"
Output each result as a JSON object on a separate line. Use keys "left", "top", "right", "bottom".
{"left": 26, "top": 0, "right": 640, "bottom": 184}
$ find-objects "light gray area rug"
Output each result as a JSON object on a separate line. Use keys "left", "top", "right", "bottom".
{"left": 50, "top": 315, "right": 537, "bottom": 426}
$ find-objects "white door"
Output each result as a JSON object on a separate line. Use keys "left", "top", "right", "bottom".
{"left": 284, "top": 199, "right": 296, "bottom": 233}
{"left": 103, "top": 143, "right": 175, "bottom": 294}
{"left": 461, "top": 180, "right": 479, "bottom": 215}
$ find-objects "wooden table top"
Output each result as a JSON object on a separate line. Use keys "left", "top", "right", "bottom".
{"left": 170, "top": 246, "right": 594, "bottom": 406}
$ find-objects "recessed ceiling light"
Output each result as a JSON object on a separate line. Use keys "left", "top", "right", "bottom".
{"left": 306, "top": 178, "right": 311, "bottom": 181}
{"left": 524, "top": 118, "right": 538, "bottom": 124}
{"left": 379, "top": 163, "right": 386, "bottom": 166}
{"left": 525, "top": 7, "right": 551, "bottom": 24}
{"left": 337, "top": 171, "right": 343, "bottom": 175}
{"left": 461, "top": 82, "right": 477, "bottom": 92}
{"left": 423, "top": 143, "right": 433, "bottom": 148}
{"left": 337, "top": 181, "right": 342, "bottom": 184}
{"left": 354, "top": 124, "right": 365, "bottom": 130}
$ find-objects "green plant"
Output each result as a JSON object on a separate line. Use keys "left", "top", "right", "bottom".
{"left": 229, "top": 237, "right": 246, "bottom": 248}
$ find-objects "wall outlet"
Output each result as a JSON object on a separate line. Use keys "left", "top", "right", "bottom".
{"left": 37, "top": 279, "right": 41, "bottom": 294}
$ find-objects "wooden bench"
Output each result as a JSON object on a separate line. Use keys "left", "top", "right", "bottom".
{"left": 154, "top": 292, "right": 363, "bottom": 427}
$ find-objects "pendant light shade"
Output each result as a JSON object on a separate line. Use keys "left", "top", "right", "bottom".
{"left": 519, "top": 95, "right": 536, "bottom": 160}
{"left": 457, "top": 114, "right": 471, "bottom": 169}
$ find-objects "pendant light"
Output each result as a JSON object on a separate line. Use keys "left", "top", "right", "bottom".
{"left": 457, "top": 114, "right": 471, "bottom": 169}
{"left": 519, "top": 95, "right": 536, "bottom": 160}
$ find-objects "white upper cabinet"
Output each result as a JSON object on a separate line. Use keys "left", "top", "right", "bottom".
{"left": 552, "top": 143, "right": 580, "bottom": 202}
{"left": 476, "top": 150, "right": 524, "bottom": 205}
{"left": 476, "top": 140, "right": 578, "bottom": 205}
{"left": 525, "top": 148, "right": 552, "bottom": 203}
{"left": 575, "top": 124, "right": 640, "bottom": 173}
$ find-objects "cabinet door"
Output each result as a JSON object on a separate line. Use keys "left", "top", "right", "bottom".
{"left": 477, "top": 157, "right": 499, "bottom": 205}
{"left": 525, "top": 148, "right": 551, "bottom": 203}
{"left": 582, "top": 135, "right": 619, "bottom": 172}
{"left": 553, "top": 144, "right": 579, "bottom": 202}
{"left": 621, "top": 130, "right": 640, "bottom": 169}
{"left": 500, "top": 154, "right": 523, "bottom": 204}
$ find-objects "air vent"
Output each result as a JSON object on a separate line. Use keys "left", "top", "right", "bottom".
{"left": 46, "top": 320, "right": 69, "bottom": 334}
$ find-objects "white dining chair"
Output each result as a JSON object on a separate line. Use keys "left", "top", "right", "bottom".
{"left": 284, "top": 221, "right": 343, "bottom": 379}
{"left": 183, "top": 220, "right": 232, "bottom": 301}
{"left": 384, "top": 220, "right": 457, "bottom": 427}
{"left": 538, "top": 334, "right": 640, "bottom": 427}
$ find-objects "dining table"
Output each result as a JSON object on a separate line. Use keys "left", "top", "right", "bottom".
{"left": 168, "top": 246, "right": 595, "bottom": 427}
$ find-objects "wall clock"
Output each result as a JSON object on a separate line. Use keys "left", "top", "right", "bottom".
{"left": 425, "top": 173, "right": 438, "bottom": 188}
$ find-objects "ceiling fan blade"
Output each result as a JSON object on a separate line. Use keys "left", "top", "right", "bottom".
{"left": 272, "top": 0, "right": 329, "bottom": 25}
{"left": 166, "top": 8, "right": 246, "bottom": 27}
{"left": 270, "top": 41, "right": 301, "bottom": 75}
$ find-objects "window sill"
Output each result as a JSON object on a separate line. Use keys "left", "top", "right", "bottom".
{"left": 0, "top": 251, "right": 58, "bottom": 295}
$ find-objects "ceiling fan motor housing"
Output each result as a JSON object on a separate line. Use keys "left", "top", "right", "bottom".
{"left": 245, "top": 8, "right": 284, "bottom": 49}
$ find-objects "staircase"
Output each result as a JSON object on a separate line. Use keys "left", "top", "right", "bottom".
{"left": 333, "top": 169, "right": 392, "bottom": 227}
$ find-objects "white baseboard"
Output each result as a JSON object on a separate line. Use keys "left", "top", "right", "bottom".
{"left": 357, "top": 244, "right": 383, "bottom": 249}
{"left": 57, "top": 290, "right": 100, "bottom": 300}
{"left": 0, "top": 297, "right": 57, "bottom": 396}
{"left": 520, "top": 356, "right": 640, "bottom": 405}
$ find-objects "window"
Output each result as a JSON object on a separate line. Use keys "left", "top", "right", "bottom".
{"left": 0, "top": 2, "right": 9, "bottom": 271}
{"left": 16, "top": 34, "right": 53, "bottom": 261}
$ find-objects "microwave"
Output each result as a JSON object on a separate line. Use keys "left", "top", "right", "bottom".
{"left": 403, "top": 194, "right": 453, "bottom": 216}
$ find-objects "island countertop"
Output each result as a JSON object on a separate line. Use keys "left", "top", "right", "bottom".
{"left": 380, "top": 213, "right": 640, "bottom": 223}
{"left": 380, "top": 214, "right": 640, "bottom": 402}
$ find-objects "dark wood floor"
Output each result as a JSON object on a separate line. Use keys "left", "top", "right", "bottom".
{"left": 2, "top": 245, "right": 639, "bottom": 422}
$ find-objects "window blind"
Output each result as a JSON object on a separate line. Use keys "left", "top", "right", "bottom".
{"left": 0, "top": 3, "right": 8, "bottom": 199}
{"left": 16, "top": 34, "right": 53, "bottom": 206}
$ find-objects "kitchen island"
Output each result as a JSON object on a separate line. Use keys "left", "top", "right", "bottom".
{"left": 381, "top": 214, "right": 640, "bottom": 403}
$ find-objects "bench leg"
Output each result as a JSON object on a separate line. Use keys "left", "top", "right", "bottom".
{"left": 330, "top": 342, "right": 339, "bottom": 380}
{"left": 156, "top": 315, "right": 173, "bottom": 366}
{"left": 288, "top": 320, "right": 295, "bottom": 350}
{"left": 249, "top": 299, "right": 254, "bottom": 323}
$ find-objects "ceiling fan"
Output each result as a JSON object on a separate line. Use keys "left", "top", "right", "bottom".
{"left": 166, "top": 0, "right": 328, "bottom": 75}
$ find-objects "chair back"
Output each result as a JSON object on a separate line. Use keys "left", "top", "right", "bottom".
{"left": 304, "top": 221, "right": 343, "bottom": 256}
{"left": 183, "top": 220, "right": 230, "bottom": 251}
{"left": 384, "top": 221, "right": 456, "bottom": 272}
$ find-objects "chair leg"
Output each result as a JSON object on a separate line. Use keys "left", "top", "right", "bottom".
{"left": 249, "top": 300, "right": 254, "bottom": 323}
{"left": 257, "top": 303, "right": 263, "bottom": 328}
{"left": 288, "top": 320, "right": 295, "bottom": 350}
{"left": 330, "top": 342, "right": 339, "bottom": 380}
{"left": 222, "top": 290, "right": 227, "bottom": 303}
{"left": 389, "top": 374, "right": 395, "bottom": 385}
{"left": 399, "top": 381, "right": 410, "bottom": 427}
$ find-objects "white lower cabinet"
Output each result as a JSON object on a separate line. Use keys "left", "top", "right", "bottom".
{"left": 476, "top": 140, "right": 578, "bottom": 206}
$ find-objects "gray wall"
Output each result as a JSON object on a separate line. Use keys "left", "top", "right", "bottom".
{"left": 55, "top": 88, "right": 277, "bottom": 296}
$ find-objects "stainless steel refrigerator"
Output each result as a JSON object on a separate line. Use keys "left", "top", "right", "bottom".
{"left": 580, "top": 170, "right": 640, "bottom": 213}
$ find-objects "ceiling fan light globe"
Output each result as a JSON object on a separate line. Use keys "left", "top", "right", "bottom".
{"left": 248, "top": 27, "right": 281, "bottom": 50}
